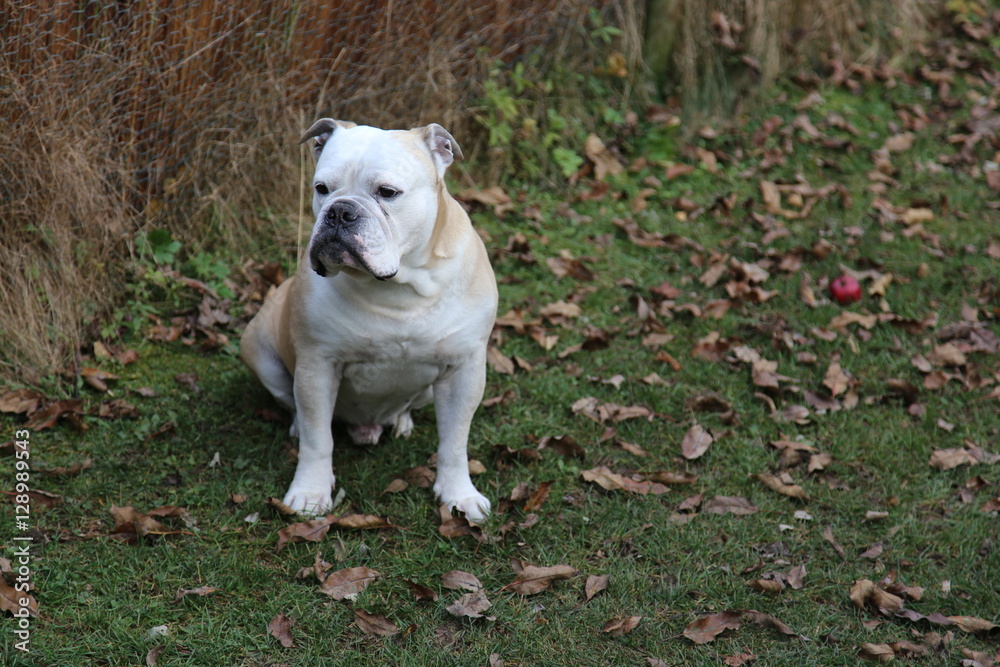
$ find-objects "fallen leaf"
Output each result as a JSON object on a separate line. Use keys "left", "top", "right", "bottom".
{"left": 603, "top": 615, "right": 642, "bottom": 636}
{"left": 23, "top": 399, "right": 83, "bottom": 431}
{"left": 746, "top": 578, "right": 785, "bottom": 594}
{"left": 275, "top": 517, "right": 335, "bottom": 551}
{"left": 948, "top": 616, "right": 997, "bottom": 635}
{"left": 442, "top": 570, "right": 483, "bottom": 592}
{"left": 267, "top": 613, "right": 294, "bottom": 647}
{"left": 354, "top": 609, "right": 398, "bottom": 636}
{"left": 406, "top": 581, "right": 438, "bottom": 602}
{"left": 446, "top": 589, "right": 493, "bottom": 618}
{"left": 506, "top": 564, "right": 577, "bottom": 595}
{"left": 455, "top": 185, "right": 514, "bottom": 215}
{"left": 703, "top": 495, "right": 759, "bottom": 515}
{"left": 319, "top": 566, "right": 380, "bottom": 600}
{"left": 787, "top": 563, "right": 806, "bottom": 589}
{"left": 0, "top": 578, "right": 38, "bottom": 618}
{"left": 683, "top": 610, "right": 742, "bottom": 644}
{"left": 724, "top": 652, "right": 757, "bottom": 666}
{"left": 823, "top": 362, "right": 851, "bottom": 396}
{"left": 680, "top": 423, "right": 714, "bottom": 460}
{"left": 487, "top": 346, "right": 515, "bottom": 375}
{"left": 81, "top": 366, "right": 119, "bottom": 392}
{"left": 581, "top": 466, "right": 668, "bottom": 495}
{"left": 758, "top": 472, "right": 809, "bottom": 500}
{"left": 850, "top": 579, "right": 904, "bottom": 616}
{"left": 859, "top": 642, "right": 895, "bottom": 663}
{"left": 584, "top": 133, "right": 624, "bottom": 180}
{"left": 584, "top": 574, "right": 610, "bottom": 602}
{"left": 0, "top": 389, "right": 44, "bottom": 414}
{"left": 929, "top": 447, "right": 978, "bottom": 470}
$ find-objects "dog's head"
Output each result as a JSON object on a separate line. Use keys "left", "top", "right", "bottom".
{"left": 300, "top": 119, "right": 463, "bottom": 282}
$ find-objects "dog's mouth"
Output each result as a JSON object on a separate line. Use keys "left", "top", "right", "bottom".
{"left": 310, "top": 239, "right": 397, "bottom": 281}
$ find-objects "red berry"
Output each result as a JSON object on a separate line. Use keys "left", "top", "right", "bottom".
{"left": 829, "top": 275, "right": 862, "bottom": 304}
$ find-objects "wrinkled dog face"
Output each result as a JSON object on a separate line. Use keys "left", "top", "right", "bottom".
{"left": 302, "top": 121, "right": 451, "bottom": 281}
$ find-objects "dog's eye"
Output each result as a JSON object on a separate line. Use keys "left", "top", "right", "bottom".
{"left": 314, "top": 183, "right": 330, "bottom": 196}
{"left": 377, "top": 185, "right": 401, "bottom": 199}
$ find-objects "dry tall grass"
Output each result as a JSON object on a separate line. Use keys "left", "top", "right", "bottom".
{"left": 0, "top": 0, "right": 611, "bottom": 382}
{"left": 650, "top": 0, "right": 932, "bottom": 120}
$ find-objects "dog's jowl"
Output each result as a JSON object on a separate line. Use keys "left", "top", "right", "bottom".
{"left": 241, "top": 120, "right": 497, "bottom": 521}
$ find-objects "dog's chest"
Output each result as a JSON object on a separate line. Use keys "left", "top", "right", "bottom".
{"left": 341, "top": 339, "right": 442, "bottom": 395}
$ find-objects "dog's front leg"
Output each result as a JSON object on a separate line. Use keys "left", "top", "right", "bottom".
{"left": 433, "top": 354, "right": 491, "bottom": 522}
{"left": 283, "top": 360, "right": 340, "bottom": 515}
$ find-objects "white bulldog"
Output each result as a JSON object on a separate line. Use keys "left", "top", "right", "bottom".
{"left": 240, "top": 120, "right": 497, "bottom": 521}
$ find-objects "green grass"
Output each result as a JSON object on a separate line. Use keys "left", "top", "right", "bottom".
{"left": 3, "top": 28, "right": 1000, "bottom": 667}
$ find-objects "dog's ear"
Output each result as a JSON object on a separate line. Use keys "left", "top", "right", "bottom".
{"left": 417, "top": 124, "right": 463, "bottom": 177}
{"left": 300, "top": 119, "right": 357, "bottom": 157}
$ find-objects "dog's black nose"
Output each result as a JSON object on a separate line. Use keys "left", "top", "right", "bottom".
{"left": 325, "top": 200, "right": 361, "bottom": 228}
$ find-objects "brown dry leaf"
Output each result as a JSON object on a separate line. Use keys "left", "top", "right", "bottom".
{"left": 406, "top": 580, "right": 438, "bottom": 602}
{"left": 319, "top": 566, "right": 380, "bottom": 600}
{"left": 405, "top": 465, "right": 436, "bottom": 488}
{"left": 546, "top": 254, "right": 595, "bottom": 281}
{"left": 787, "top": 563, "right": 806, "bottom": 590}
{"left": 455, "top": 186, "right": 514, "bottom": 216}
{"left": 742, "top": 611, "right": 799, "bottom": 639}
{"left": 266, "top": 496, "right": 298, "bottom": 517}
{"left": 648, "top": 470, "right": 698, "bottom": 485}
{"left": 948, "top": 616, "right": 997, "bottom": 634}
{"left": 584, "top": 133, "right": 624, "bottom": 180}
{"left": 683, "top": 610, "right": 742, "bottom": 644}
{"left": 538, "top": 434, "right": 586, "bottom": 460}
{"left": 746, "top": 578, "right": 785, "bottom": 594}
{"left": 276, "top": 516, "right": 336, "bottom": 552}
{"left": 0, "top": 578, "right": 38, "bottom": 618}
{"left": 441, "top": 570, "right": 482, "bottom": 592}
{"left": 704, "top": 495, "right": 759, "bottom": 515}
{"left": 331, "top": 514, "right": 393, "bottom": 530}
{"left": 584, "top": 574, "right": 610, "bottom": 602}
{"left": 0, "top": 389, "right": 45, "bottom": 414}
{"left": 110, "top": 505, "right": 172, "bottom": 539}
{"left": 758, "top": 472, "right": 809, "bottom": 500}
{"left": 823, "top": 362, "right": 851, "bottom": 396}
{"left": 145, "top": 646, "right": 164, "bottom": 667}
{"left": 354, "top": 609, "right": 399, "bottom": 636}
{"left": 859, "top": 643, "right": 895, "bottom": 663}
{"left": 23, "top": 399, "right": 83, "bottom": 431}
{"left": 524, "top": 481, "right": 552, "bottom": 512}
{"left": 724, "top": 652, "right": 757, "bottom": 667}
{"left": 603, "top": 615, "right": 642, "bottom": 636}
{"left": 81, "top": 366, "right": 119, "bottom": 392}
{"left": 581, "top": 466, "right": 668, "bottom": 495}
{"left": 927, "top": 342, "right": 967, "bottom": 366}
{"left": 446, "top": 589, "right": 492, "bottom": 619}
{"left": 506, "top": 564, "right": 577, "bottom": 595}
{"left": 487, "top": 345, "right": 515, "bottom": 375}
{"left": 850, "top": 579, "right": 904, "bottom": 616}
{"left": 384, "top": 478, "right": 408, "bottom": 493}
{"left": 680, "top": 423, "right": 714, "bottom": 460}
{"left": 268, "top": 612, "right": 294, "bottom": 648}
{"left": 884, "top": 132, "right": 915, "bottom": 152}
{"left": 929, "top": 447, "right": 978, "bottom": 470}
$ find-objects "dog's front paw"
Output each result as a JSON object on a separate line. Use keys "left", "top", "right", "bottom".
{"left": 283, "top": 473, "right": 336, "bottom": 516}
{"left": 435, "top": 480, "right": 491, "bottom": 523}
